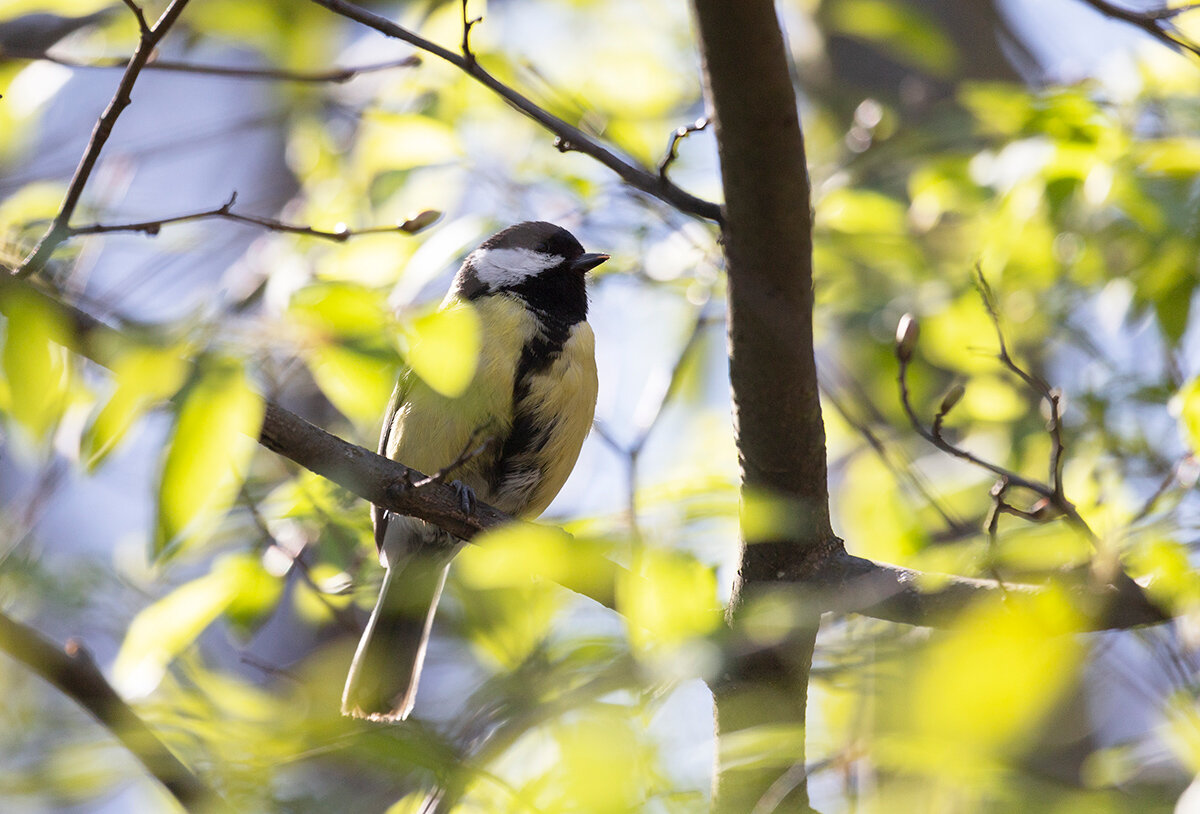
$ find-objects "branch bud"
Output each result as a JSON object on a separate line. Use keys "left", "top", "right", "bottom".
{"left": 939, "top": 383, "right": 965, "bottom": 415}
{"left": 895, "top": 313, "right": 919, "bottom": 362}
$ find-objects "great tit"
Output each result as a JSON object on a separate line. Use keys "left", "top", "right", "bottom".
{"left": 341, "top": 221, "right": 608, "bottom": 721}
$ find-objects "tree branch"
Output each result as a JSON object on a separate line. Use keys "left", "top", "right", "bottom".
{"left": 817, "top": 546, "right": 1166, "bottom": 630}
{"left": 0, "top": 270, "right": 1171, "bottom": 635}
{"left": 0, "top": 611, "right": 229, "bottom": 812}
{"left": 307, "top": 0, "right": 723, "bottom": 223}
{"left": 14, "top": 0, "right": 193, "bottom": 278}
{"left": 1074, "top": 0, "right": 1200, "bottom": 58}
{"left": 4, "top": 49, "right": 421, "bottom": 83}
{"left": 64, "top": 191, "right": 441, "bottom": 242}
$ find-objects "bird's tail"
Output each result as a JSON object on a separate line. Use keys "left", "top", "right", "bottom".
{"left": 341, "top": 556, "right": 450, "bottom": 721}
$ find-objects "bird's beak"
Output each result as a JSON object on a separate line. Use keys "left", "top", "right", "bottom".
{"left": 571, "top": 253, "right": 610, "bottom": 274}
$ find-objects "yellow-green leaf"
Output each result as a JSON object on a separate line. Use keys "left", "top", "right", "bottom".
{"left": 401, "top": 302, "right": 480, "bottom": 397}
{"left": 618, "top": 548, "right": 721, "bottom": 649}
{"left": 113, "top": 568, "right": 241, "bottom": 696}
{"left": 0, "top": 284, "right": 73, "bottom": 440}
{"left": 1176, "top": 377, "right": 1200, "bottom": 455}
{"left": 82, "top": 344, "right": 190, "bottom": 470}
{"left": 155, "top": 358, "right": 264, "bottom": 560}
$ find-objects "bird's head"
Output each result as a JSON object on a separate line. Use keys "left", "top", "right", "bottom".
{"left": 450, "top": 222, "right": 608, "bottom": 321}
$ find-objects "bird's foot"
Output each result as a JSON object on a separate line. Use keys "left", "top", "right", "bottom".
{"left": 450, "top": 480, "right": 476, "bottom": 516}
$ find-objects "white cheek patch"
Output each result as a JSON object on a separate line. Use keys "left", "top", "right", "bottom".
{"left": 471, "top": 247, "right": 562, "bottom": 290}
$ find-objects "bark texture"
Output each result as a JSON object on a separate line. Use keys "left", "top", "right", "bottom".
{"left": 692, "top": 1, "right": 831, "bottom": 809}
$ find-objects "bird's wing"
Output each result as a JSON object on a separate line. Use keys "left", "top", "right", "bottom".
{"left": 373, "top": 370, "right": 413, "bottom": 552}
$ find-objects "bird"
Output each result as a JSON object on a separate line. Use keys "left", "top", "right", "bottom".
{"left": 341, "top": 221, "right": 608, "bottom": 721}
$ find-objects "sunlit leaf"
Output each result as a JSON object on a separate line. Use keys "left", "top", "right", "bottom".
{"left": 618, "top": 548, "right": 721, "bottom": 649}
{"left": 289, "top": 282, "right": 400, "bottom": 423}
{"left": 1175, "top": 377, "right": 1200, "bottom": 456}
{"left": 874, "top": 588, "right": 1084, "bottom": 784}
{"left": 155, "top": 357, "right": 264, "bottom": 560}
{"left": 293, "top": 561, "right": 354, "bottom": 624}
{"left": 355, "top": 112, "right": 461, "bottom": 175}
{"left": 400, "top": 302, "right": 481, "bottom": 398}
{"left": 829, "top": 0, "right": 959, "bottom": 77}
{"left": 0, "top": 283, "right": 73, "bottom": 440}
{"left": 82, "top": 344, "right": 190, "bottom": 470}
{"left": 113, "top": 567, "right": 242, "bottom": 696}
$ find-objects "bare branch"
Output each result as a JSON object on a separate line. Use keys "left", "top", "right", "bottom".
{"left": 121, "top": 0, "right": 151, "bottom": 36}
{"left": 308, "top": 0, "right": 723, "bottom": 223}
{"left": 64, "top": 192, "right": 442, "bottom": 242}
{"left": 5, "top": 49, "right": 421, "bottom": 83}
{"left": 460, "top": 0, "right": 482, "bottom": 67}
{"left": 0, "top": 612, "right": 230, "bottom": 812}
{"left": 15, "top": 0, "right": 193, "bottom": 278}
{"left": 1074, "top": 0, "right": 1200, "bottom": 58}
{"left": 658, "top": 117, "right": 710, "bottom": 180}
{"left": 820, "top": 547, "right": 1167, "bottom": 630}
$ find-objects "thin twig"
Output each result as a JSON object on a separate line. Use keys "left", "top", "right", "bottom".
{"left": 307, "top": 0, "right": 723, "bottom": 223}
{"left": 460, "top": 0, "right": 482, "bottom": 67}
{"left": 1075, "top": 0, "right": 1200, "bottom": 58}
{"left": 0, "top": 611, "right": 230, "bottom": 811}
{"left": 408, "top": 432, "right": 496, "bottom": 489}
{"left": 896, "top": 353, "right": 1051, "bottom": 497}
{"left": 64, "top": 191, "right": 439, "bottom": 242}
{"left": 15, "top": 0, "right": 193, "bottom": 277}
{"left": 6, "top": 50, "right": 421, "bottom": 83}
{"left": 658, "top": 117, "right": 709, "bottom": 180}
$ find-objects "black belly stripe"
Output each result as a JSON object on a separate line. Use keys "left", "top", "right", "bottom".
{"left": 490, "top": 310, "right": 575, "bottom": 498}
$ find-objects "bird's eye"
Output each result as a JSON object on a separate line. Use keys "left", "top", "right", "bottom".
{"left": 535, "top": 241, "right": 549, "bottom": 253}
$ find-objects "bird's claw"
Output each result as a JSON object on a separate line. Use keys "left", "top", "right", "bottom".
{"left": 450, "top": 480, "right": 476, "bottom": 516}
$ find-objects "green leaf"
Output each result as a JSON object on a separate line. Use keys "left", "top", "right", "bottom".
{"left": 155, "top": 357, "right": 264, "bottom": 560}
{"left": 618, "top": 548, "right": 721, "bottom": 650}
{"left": 0, "top": 284, "right": 73, "bottom": 441}
{"left": 401, "top": 302, "right": 481, "bottom": 398}
{"left": 1176, "top": 377, "right": 1200, "bottom": 456}
{"left": 113, "top": 567, "right": 241, "bottom": 696}
{"left": 828, "top": 0, "right": 959, "bottom": 77}
{"left": 82, "top": 344, "right": 190, "bottom": 470}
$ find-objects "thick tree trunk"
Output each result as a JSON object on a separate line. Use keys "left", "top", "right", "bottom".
{"left": 691, "top": 1, "right": 834, "bottom": 810}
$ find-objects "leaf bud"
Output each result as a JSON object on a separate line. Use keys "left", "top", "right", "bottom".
{"left": 895, "top": 313, "right": 919, "bottom": 362}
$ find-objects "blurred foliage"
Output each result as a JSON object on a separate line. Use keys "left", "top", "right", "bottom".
{"left": 1, "top": 0, "right": 1200, "bottom": 812}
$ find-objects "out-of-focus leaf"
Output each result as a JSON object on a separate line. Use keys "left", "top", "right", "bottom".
{"left": 874, "top": 588, "right": 1083, "bottom": 782}
{"left": 961, "top": 375, "right": 1026, "bottom": 423}
{"left": 290, "top": 281, "right": 389, "bottom": 339}
{"left": 292, "top": 561, "right": 354, "bottom": 624}
{"left": 82, "top": 344, "right": 190, "bottom": 470}
{"left": 355, "top": 112, "right": 460, "bottom": 175}
{"left": 829, "top": 0, "right": 959, "bottom": 77}
{"left": 400, "top": 302, "right": 480, "bottom": 398}
{"left": 155, "top": 357, "right": 264, "bottom": 560}
{"left": 817, "top": 187, "right": 908, "bottom": 236}
{"left": 0, "top": 283, "right": 73, "bottom": 440}
{"left": 552, "top": 711, "right": 644, "bottom": 812}
{"left": 959, "top": 82, "right": 1034, "bottom": 136}
{"left": 221, "top": 552, "right": 285, "bottom": 632}
{"left": 306, "top": 342, "right": 398, "bottom": 425}
{"left": 113, "top": 566, "right": 242, "bottom": 696}
{"left": 289, "top": 282, "right": 400, "bottom": 423}
{"left": 1135, "top": 138, "right": 1200, "bottom": 175}
{"left": 1175, "top": 377, "right": 1200, "bottom": 456}
{"left": 1128, "top": 538, "right": 1200, "bottom": 615}
{"left": 0, "top": 180, "right": 65, "bottom": 236}
{"left": 618, "top": 548, "right": 721, "bottom": 650}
